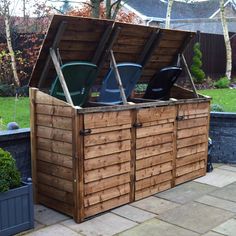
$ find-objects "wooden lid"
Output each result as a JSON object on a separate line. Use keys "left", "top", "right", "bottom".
{"left": 29, "top": 15, "right": 195, "bottom": 88}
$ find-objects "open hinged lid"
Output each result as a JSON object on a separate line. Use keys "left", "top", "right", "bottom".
{"left": 30, "top": 15, "right": 196, "bottom": 89}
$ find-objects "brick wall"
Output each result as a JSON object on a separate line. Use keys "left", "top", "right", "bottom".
{"left": 0, "top": 128, "right": 31, "bottom": 180}
{"left": 210, "top": 112, "right": 236, "bottom": 164}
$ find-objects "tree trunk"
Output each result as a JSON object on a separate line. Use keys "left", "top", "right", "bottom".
{"left": 111, "top": 0, "right": 122, "bottom": 20}
{"left": 4, "top": 13, "right": 20, "bottom": 87}
{"left": 165, "top": 0, "right": 174, "bottom": 29}
{"left": 90, "top": 0, "right": 101, "bottom": 18}
{"left": 220, "top": 0, "right": 232, "bottom": 80}
{"left": 106, "top": 0, "right": 111, "bottom": 19}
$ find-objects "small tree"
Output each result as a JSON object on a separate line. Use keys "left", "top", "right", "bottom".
{"left": 219, "top": 0, "right": 232, "bottom": 80}
{"left": 0, "top": 0, "right": 21, "bottom": 87}
{"left": 190, "top": 42, "right": 205, "bottom": 83}
{"left": 165, "top": 0, "right": 174, "bottom": 29}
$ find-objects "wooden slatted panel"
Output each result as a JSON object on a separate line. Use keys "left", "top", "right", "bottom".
{"left": 30, "top": 15, "right": 195, "bottom": 90}
{"left": 175, "top": 101, "right": 210, "bottom": 185}
{"left": 34, "top": 90, "right": 74, "bottom": 216}
{"left": 135, "top": 106, "right": 176, "bottom": 200}
{"left": 30, "top": 16, "right": 114, "bottom": 88}
{"left": 83, "top": 111, "right": 132, "bottom": 217}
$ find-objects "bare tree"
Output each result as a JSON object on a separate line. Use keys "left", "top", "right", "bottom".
{"left": 165, "top": 0, "right": 174, "bottom": 29}
{"left": 89, "top": 0, "right": 123, "bottom": 19}
{"left": 0, "top": 0, "right": 20, "bottom": 87}
{"left": 219, "top": 0, "right": 232, "bottom": 80}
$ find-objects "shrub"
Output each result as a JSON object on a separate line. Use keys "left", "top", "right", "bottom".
{"left": 214, "top": 77, "right": 230, "bottom": 89}
{"left": 0, "top": 148, "right": 21, "bottom": 192}
{"left": 191, "top": 42, "right": 206, "bottom": 83}
{"left": 211, "top": 104, "right": 224, "bottom": 112}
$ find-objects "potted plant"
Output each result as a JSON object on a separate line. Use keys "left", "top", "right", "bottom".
{"left": 0, "top": 148, "right": 34, "bottom": 236}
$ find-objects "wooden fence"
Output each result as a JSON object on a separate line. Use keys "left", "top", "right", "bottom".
{"left": 184, "top": 31, "right": 236, "bottom": 80}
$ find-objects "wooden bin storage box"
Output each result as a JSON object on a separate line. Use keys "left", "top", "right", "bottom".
{"left": 29, "top": 15, "right": 210, "bottom": 223}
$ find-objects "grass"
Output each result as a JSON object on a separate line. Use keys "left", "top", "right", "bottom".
{"left": 0, "top": 97, "right": 30, "bottom": 130}
{"left": 199, "top": 89, "right": 236, "bottom": 112}
{"left": 0, "top": 88, "right": 235, "bottom": 130}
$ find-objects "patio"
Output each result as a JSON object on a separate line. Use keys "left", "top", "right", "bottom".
{"left": 20, "top": 163, "right": 236, "bottom": 236}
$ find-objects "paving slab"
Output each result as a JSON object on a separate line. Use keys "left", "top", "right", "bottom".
{"left": 218, "top": 165, "right": 236, "bottom": 172}
{"left": 117, "top": 218, "right": 199, "bottom": 236}
{"left": 34, "top": 204, "right": 70, "bottom": 226}
{"left": 61, "top": 212, "right": 137, "bottom": 236}
{"left": 209, "top": 182, "right": 236, "bottom": 202}
{"left": 194, "top": 169, "right": 236, "bottom": 187}
{"left": 25, "top": 224, "right": 81, "bottom": 236}
{"left": 156, "top": 182, "right": 217, "bottom": 204}
{"left": 131, "top": 196, "right": 180, "bottom": 214}
{"left": 212, "top": 219, "right": 236, "bottom": 236}
{"left": 111, "top": 205, "right": 156, "bottom": 223}
{"left": 196, "top": 195, "right": 236, "bottom": 213}
{"left": 158, "top": 202, "right": 234, "bottom": 234}
{"left": 212, "top": 163, "right": 224, "bottom": 168}
{"left": 201, "top": 232, "right": 225, "bottom": 236}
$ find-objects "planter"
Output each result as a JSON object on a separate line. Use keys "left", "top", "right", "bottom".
{"left": 0, "top": 182, "right": 34, "bottom": 236}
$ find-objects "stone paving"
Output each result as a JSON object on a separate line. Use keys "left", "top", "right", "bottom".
{"left": 20, "top": 164, "right": 236, "bottom": 236}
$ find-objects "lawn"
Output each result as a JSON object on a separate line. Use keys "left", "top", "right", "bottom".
{"left": 199, "top": 88, "right": 236, "bottom": 112}
{"left": 0, "top": 89, "right": 235, "bottom": 130}
{"left": 0, "top": 97, "right": 30, "bottom": 130}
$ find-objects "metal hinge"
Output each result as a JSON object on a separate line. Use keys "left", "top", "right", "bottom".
{"left": 80, "top": 129, "right": 92, "bottom": 136}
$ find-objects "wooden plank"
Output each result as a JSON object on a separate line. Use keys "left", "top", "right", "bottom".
{"left": 86, "top": 124, "right": 131, "bottom": 134}
{"left": 36, "top": 104, "right": 73, "bottom": 117}
{"left": 84, "top": 194, "right": 130, "bottom": 218}
{"left": 84, "top": 173, "right": 130, "bottom": 195}
{"left": 136, "top": 133, "right": 173, "bottom": 149}
{"left": 135, "top": 180, "right": 172, "bottom": 201}
{"left": 137, "top": 106, "right": 176, "bottom": 123}
{"left": 176, "top": 152, "right": 206, "bottom": 167}
{"left": 140, "top": 118, "right": 175, "bottom": 128}
{"left": 84, "top": 110, "right": 132, "bottom": 129}
{"left": 37, "top": 172, "right": 73, "bottom": 192}
{"left": 177, "top": 117, "right": 208, "bottom": 130}
{"left": 177, "top": 134, "right": 207, "bottom": 149}
{"left": 38, "top": 183, "right": 74, "bottom": 204}
{"left": 37, "top": 160, "right": 73, "bottom": 181}
{"left": 84, "top": 140, "right": 131, "bottom": 159}
{"left": 136, "top": 142, "right": 173, "bottom": 160}
{"left": 136, "top": 123, "right": 174, "bottom": 139}
{"left": 36, "top": 114, "right": 72, "bottom": 130}
{"left": 84, "top": 151, "right": 131, "bottom": 171}
{"left": 84, "top": 183, "right": 130, "bottom": 207}
{"left": 136, "top": 171, "right": 172, "bottom": 191}
{"left": 177, "top": 126, "right": 208, "bottom": 139}
{"left": 30, "top": 88, "right": 38, "bottom": 203}
{"left": 136, "top": 152, "right": 173, "bottom": 171}
{"left": 178, "top": 102, "right": 209, "bottom": 116}
{"left": 35, "top": 90, "right": 69, "bottom": 106}
{"left": 37, "top": 137, "right": 72, "bottom": 156}
{"left": 175, "top": 168, "right": 206, "bottom": 185}
{"left": 176, "top": 160, "right": 205, "bottom": 177}
{"left": 84, "top": 162, "right": 131, "bottom": 183}
{"left": 37, "top": 126, "right": 72, "bottom": 143}
{"left": 84, "top": 129, "right": 131, "bottom": 147}
{"left": 37, "top": 149, "right": 72, "bottom": 168}
{"left": 177, "top": 143, "right": 207, "bottom": 158}
{"left": 136, "top": 161, "right": 173, "bottom": 181}
{"left": 38, "top": 193, "right": 73, "bottom": 217}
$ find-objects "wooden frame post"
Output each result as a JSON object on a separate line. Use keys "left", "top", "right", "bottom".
{"left": 29, "top": 88, "right": 38, "bottom": 203}
{"left": 181, "top": 54, "right": 199, "bottom": 98}
{"left": 50, "top": 48, "right": 74, "bottom": 105}
{"left": 110, "top": 50, "right": 128, "bottom": 105}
